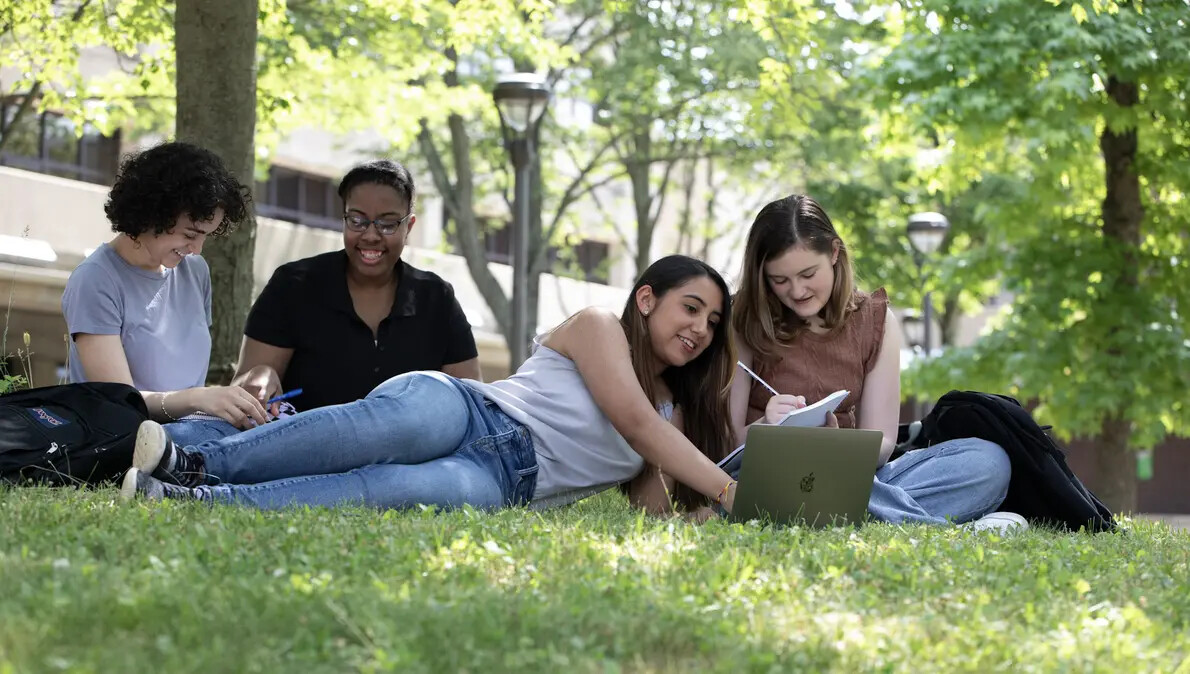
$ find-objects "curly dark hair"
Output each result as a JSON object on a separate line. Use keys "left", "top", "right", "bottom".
{"left": 104, "top": 141, "right": 251, "bottom": 238}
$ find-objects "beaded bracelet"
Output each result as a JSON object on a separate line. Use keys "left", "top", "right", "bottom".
{"left": 159, "top": 392, "right": 179, "bottom": 422}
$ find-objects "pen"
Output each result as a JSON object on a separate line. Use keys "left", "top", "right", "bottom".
{"left": 736, "top": 361, "right": 779, "bottom": 397}
{"left": 266, "top": 388, "right": 303, "bottom": 405}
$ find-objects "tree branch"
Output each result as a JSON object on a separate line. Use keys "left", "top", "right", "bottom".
{"left": 416, "top": 121, "right": 459, "bottom": 219}
{"left": 0, "top": 82, "right": 42, "bottom": 155}
{"left": 647, "top": 145, "right": 683, "bottom": 229}
{"left": 531, "top": 165, "right": 629, "bottom": 274}
{"left": 550, "top": 134, "right": 619, "bottom": 223}
{"left": 584, "top": 176, "right": 635, "bottom": 257}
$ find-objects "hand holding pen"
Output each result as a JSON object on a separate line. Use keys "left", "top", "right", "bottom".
{"left": 261, "top": 388, "right": 303, "bottom": 421}
{"left": 736, "top": 361, "right": 806, "bottom": 424}
{"left": 266, "top": 388, "right": 303, "bottom": 405}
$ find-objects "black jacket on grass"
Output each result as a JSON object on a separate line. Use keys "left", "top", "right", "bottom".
{"left": 895, "top": 391, "right": 1116, "bottom": 533}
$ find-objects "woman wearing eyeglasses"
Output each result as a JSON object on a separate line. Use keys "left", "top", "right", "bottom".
{"left": 165, "top": 160, "right": 481, "bottom": 447}
{"left": 240, "top": 157, "right": 480, "bottom": 400}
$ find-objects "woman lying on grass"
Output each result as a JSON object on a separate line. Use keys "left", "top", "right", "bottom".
{"left": 121, "top": 255, "right": 739, "bottom": 517}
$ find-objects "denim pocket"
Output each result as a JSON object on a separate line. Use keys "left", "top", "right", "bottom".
{"left": 505, "top": 425, "right": 538, "bottom": 505}
{"left": 459, "top": 423, "right": 538, "bottom": 507}
{"left": 512, "top": 464, "right": 539, "bottom": 506}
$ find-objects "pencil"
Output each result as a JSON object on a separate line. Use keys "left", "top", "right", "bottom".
{"left": 736, "top": 361, "right": 779, "bottom": 396}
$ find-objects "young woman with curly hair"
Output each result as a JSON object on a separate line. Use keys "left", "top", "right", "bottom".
{"left": 61, "top": 141, "right": 267, "bottom": 431}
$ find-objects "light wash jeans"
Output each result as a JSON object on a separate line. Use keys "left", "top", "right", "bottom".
{"left": 164, "top": 418, "right": 240, "bottom": 446}
{"left": 182, "top": 372, "right": 538, "bottom": 511}
{"left": 868, "top": 437, "right": 1011, "bottom": 524}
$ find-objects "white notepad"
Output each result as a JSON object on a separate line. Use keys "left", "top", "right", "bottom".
{"left": 718, "top": 390, "right": 849, "bottom": 474}
{"left": 776, "top": 389, "right": 849, "bottom": 428}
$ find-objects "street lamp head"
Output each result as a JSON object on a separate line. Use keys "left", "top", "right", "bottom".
{"left": 493, "top": 72, "right": 551, "bottom": 140}
{"left": 907, "top": 211, "right": 950, "bottom": 255}
{"left": 900, "top": 311, "right": 925, "bottom": 351}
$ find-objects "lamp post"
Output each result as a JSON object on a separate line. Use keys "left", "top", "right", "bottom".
{"left": 907, "top": 211, "right": 949, "bottom": 418}
{"left": 493, "top": 72, "right": 551, "bottom": 369}
{"left": 900, "top": 311, "right": 925, "bottom": 354}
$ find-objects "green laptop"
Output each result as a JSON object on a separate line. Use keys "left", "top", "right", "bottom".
{"left": 729, "top": 425, "right": 883, "bottom": 528}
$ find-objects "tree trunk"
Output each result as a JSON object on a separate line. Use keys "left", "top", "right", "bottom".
{"left": 1097, "top": 414, "right": 1137, "bottom": 515}
{"left": 627, "top": 131, "right": 653, "bottom": 275}
{"left": 701, "top": 152, "right": 716, "bottom": 262}
{"left": 1095, "top": 75, "right": 1143, "bottom": 513}
{"left": 939, "top": 292, "right": 960, "bottom": 347}
{"left": 0, "top": 82, "right": 42, "bottom": 154}
{"left": 175, "top": 0, "right": 259, "bottom": 385}
{"left": 416, "top": 46, "right": 514, "bottom": 352}
{"left": 675, "top": 156, "right": 697, "bottom": 255}
{"left": 527, "top": 140, "right": 544, "bottom": 337}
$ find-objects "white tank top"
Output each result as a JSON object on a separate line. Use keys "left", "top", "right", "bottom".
{"left": 465, "top": 343, "right": 671, "bottom": 509}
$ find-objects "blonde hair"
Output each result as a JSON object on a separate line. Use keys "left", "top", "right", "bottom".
{"left": 732, "top": 195, "right": 857, "bottom": 363}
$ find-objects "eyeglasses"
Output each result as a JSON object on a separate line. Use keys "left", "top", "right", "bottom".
{"left": 342, "top": 212, "right": 412, "bottom": 236}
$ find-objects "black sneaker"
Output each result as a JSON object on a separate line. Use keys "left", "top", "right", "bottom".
{"left": 120, "top": 468, "right": 198, "bottom": 502}
{"left": 133, "top": 420, "right": 207, "bottom": 487}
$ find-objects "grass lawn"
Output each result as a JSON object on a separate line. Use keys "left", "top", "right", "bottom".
{"left": 2, "top": 487, "right": 1188, "bottom": 673}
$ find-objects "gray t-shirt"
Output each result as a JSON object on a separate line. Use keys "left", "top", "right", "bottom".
{"left": 62, "top": 243, "right": 212, "bottom": 392}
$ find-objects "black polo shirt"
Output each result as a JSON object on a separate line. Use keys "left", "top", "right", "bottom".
{"left": 244, "top": 251, "right": 478, "bottom": 411}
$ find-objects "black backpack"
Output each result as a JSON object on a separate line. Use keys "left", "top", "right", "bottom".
{"left": 0, "top": 382, "right": 148, "bottom": 486}
{"left": 896, "top": 390, "right": 1116, "bottom": 532}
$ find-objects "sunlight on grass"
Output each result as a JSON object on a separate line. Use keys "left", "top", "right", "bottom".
{"left": 1, "top": 487, "right": 1188, "bottom": 673}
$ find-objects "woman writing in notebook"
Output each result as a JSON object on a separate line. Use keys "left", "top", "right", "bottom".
{"left": 121, "top": 255, "right": 737, "bottom": 519}
{"left": 730, "top": 195, "right": 1014, "bottom": 526}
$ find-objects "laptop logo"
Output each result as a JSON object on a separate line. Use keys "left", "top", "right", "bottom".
{"left": 799, "top": 472, "right": 815, "bottom": 493}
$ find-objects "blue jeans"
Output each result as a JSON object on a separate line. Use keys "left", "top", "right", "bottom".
{"left": 184, "top": 372, "right": 539, "bottom": 511}
{"left": 868, "top": 437, "right": 1011, "bottom": 524}
{"left": 164, "top": 418, "right": 240, "bottom": 446}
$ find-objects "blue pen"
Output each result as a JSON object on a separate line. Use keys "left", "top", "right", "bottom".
{"left": 266, "top": 388, "right": 303, "bottom": 405}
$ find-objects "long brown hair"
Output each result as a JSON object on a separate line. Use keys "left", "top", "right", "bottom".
{"left": 621, "top": 255, "right": 736, "bottom": 509}
{"left": 732, "top": 194, "right": 857, "bottom": 362}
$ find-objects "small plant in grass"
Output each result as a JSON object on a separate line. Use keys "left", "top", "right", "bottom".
{"left": 2, "top": 225, "right": 33, "bottom": 394}
{"left": 0, "top": 332, "right": 32, "bottom": 395}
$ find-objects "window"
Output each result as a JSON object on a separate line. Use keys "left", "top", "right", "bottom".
{"left": 0, "top": 100, "right": 120, "bottom": 185}
{"left": 573, "top": 239, "right": 610, "bottom": 284}
{"left": 255, "top": 166, "right": 341, "bottom": 230}
{"left": 445, "top": 217, "right": 610, "bottom": 284}
{"left": 552, "top": 238, "right": 609, "bottom": 284}
{"left": 444, "top": 217, "right": 518, "bottom": 265}
{"left": 482, "top": 220, "right": 512, "bottom": 264}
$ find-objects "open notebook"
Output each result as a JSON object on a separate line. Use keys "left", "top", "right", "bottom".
{"left": 718, "top": 389, "right": 849, "bottom": 476}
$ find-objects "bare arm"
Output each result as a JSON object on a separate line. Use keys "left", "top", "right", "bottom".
{"left": 544, "top": 309, "right": 737, "bottom": 510}
{"left": 729, "top": 340, "right": 754, "bottom": 447}
{"left": 441, "top": 357, "right": 482, "bottom": 381}
{"left": 74, "top": 333, "right": 267, "bottom": 427}
{"left": 74, "top": 334, "right": 174, "bottom": 421}
{"left": 73, "top": 333, "right": 136, "bottom": 387}
{"left": 231, "top": 336, "right": 294, "bottom": 405}
{"left": 625, "top": 408, "right": 721, "bottom": 522}
{"left": 729, "top": 336, "right": 805, "bottom": 446}
{"left": 857, "top": 306, "right": 903, "bottom": 464}
{"left": 625, "top": 464, "right": 676, "bottom": 515}
{"left": 625, "top": 406, "right": 686, "bottom": 515}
